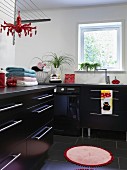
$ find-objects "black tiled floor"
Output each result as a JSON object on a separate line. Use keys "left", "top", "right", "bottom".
{"left": 40, "top": 134, "right": 127, "bottom": 170}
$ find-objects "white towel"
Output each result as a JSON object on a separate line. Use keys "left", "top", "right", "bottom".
{"left": 17, "top": 80, "right": 38, "bottom": 86}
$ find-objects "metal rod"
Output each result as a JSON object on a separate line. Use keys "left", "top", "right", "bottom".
{"left": 22, "top": 0, "right": 42, "bottom": 18}
{"left": 81, "top": 128, "right": 84, "bottom": 138}
{"left": 0, "top": 3, "right": 14, "bottom": 16}
{"left": 16, "top": 0, "right": 37, "bottom": 19}
{"left": 88, "top": 128, "right": 91, "bottom": 138}
{"left": 13, "top": 0, "right": 16, "bottom": 45}
{"left": 21, "top": 18, "right": 51, "bottom": 23}
{"left": 1, "top": 1, "right": 14, "bottom": 13}
{"left": 0, "top": 9, "right": 14, "bottom": 19}
{"left": 9, "top": 0, "right": 30, "bottom": 19}
{"left": 4, "top": 0, "right": 14, "bottom": 9}
{"left": 30, "top": 0, "right": 50, "bottom": 19}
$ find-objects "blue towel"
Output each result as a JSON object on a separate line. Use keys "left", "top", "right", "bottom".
{"left": 6, "top": 72, "right": 36, "bottom": 78}
{"left": 6, "top": 67, "right": 36, "bottom": 74}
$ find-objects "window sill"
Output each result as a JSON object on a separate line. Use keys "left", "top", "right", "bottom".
{"left": 74, "top": 70, "right": 126, "bottom": 74}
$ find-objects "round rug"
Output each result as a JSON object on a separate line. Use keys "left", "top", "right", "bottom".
{"left": 64, "top": 146, "right": 114, "bottom": 167}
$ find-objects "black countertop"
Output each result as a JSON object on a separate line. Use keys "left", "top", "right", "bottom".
{"left": 0, "top": 83, "right": 126, "bottom": 99}
{"left": 0, "top": 85, "right": 56, "bottom": 99}
{"left": 39, "top": 82, "right": 127, "bottom": 87}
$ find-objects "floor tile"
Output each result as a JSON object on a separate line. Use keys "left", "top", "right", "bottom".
{"left": 53, "top": 135, "right": 78, "bottom": 144}
{"left": 47, "top": 150, "right": 67, "bottom": 162}
{"left": 119, "top": 157, "right": 127, "bottom": 169}
{"left": 100, "top": 139, "right": 117, "bottom": 149}
{"left": 117, "top": 141, "right": 127, "bottom": 149}
{"left": 49, "top": 142, "right": 75, "bottom": 151}
{"left": 76, "top": 137, "right": 100, "bottom": 147}
{"left": 40, "top": 160, "right": 120, "bottom": 170}
{"left": 39, "top": 135, "right": 127, "bottom": 170}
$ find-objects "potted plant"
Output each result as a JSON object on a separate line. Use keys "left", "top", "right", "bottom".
{"left": 79, "top": 62, "right": 101, "bottom": 71}
{"left": 47, "top": 52, "right": 74, "bottom": 68}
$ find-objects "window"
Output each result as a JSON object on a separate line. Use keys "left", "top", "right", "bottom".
{"left": 78, "top": 21, "right": 123, "bottom": 71}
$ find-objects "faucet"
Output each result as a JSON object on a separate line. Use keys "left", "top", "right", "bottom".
{"left": 95, "top": 68, "right": 110, "bottom": 84}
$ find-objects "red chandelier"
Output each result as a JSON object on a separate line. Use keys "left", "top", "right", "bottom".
{"left": 1, "top": 11, "right": 37, "bottom": 37}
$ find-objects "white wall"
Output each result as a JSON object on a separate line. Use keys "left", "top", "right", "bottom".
{"left": 15, "top": 4, "right": 127, "bottom": 83}
{"left": 0, "top": 0, "right": 15, "bottom": 70}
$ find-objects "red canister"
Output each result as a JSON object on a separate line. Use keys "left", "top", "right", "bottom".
{"left": 0, "top": 68, "right": 5, "bottom": 88}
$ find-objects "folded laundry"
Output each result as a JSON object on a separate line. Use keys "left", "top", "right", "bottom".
{"left": 6, "top": 67, "right": 36, "bottom": 74}
{"left": 12, "top": 76, "right": 37, "bottom": 82}
{"left": 6, "top": 72, "right": 36, "bottom": 78}
{"left": 17, "top": 80, "right": 38, "bottom": 86}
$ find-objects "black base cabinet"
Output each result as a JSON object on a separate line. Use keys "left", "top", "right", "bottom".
{"left": 0, "top": 86, "right": 54, "bottom": 170}
{"left": 80, "top": 85, "right": 127, "bottom": 132}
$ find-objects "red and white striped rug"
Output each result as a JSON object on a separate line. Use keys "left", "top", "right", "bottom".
{"left": 64, "top": 146, "right": 114, "bottom": 167}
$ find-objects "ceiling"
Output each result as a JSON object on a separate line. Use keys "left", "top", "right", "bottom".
{"left": 20, "top": 0, "right": 127, "bottom": 10}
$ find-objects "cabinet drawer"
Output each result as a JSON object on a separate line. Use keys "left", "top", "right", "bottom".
{"left": 0, "top": 116, "right": 26, "bottom": 169}
{"left": 24, "top": 121, "right": 53, "bottom": 170}
{"left": 87, "top": 89, "right": 126, "bottom": 114}
{"left": 24, "top": 90, "right": 54, "bottom": 107}
{"left": 0, "top": 97, "right": 25, "bottom": 124}
{"left": 27, "top": 121, "right": 53, "bottom": 156}
{"left": 25, "top": 100, "right": 54, "bottom": 135}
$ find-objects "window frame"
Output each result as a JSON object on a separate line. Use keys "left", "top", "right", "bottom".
{"left": 78, "top": 21, "right": 124, "bottom": 71}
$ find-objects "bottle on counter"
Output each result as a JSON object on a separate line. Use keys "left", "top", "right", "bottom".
{"left": 0, "top": 68, "right": 5, "bottom": 88}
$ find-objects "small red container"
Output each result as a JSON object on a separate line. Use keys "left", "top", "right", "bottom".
{"left": 0, "top": 73, "right": 5, "bottom": 88}
{"left": 64, "top": 74, "right": 75, "bottom": 83}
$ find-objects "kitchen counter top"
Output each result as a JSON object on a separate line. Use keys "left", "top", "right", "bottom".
{"left": 0, "top": 85, "right": 56, "bottom": 99}
{"left": 39, "top": 82, "right": 127, "bottom": 87}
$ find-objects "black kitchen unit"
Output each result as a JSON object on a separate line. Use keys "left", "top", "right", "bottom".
{"left": 54, "top": 85, "right": 81, "bottom": 136}
{"left": 0, "top": 85, "right": 55, "bottom": 170}
{"left": 80, "top": 84, "right": 127, "bottom": 139}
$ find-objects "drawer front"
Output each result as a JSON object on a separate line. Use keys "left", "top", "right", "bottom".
{"left": 24, "top": 90, "right": 54, "bottom": 107}
{"left": 0, "top": 115, "right": 27, "bottom": 169}
{"left": 0, "top": 96, "right": 25, "bottom": 124}
{"left": 86, "top": 88, "right": 125, "bottom": 115}
{"left": 81, "top": 86, "right": 127, "bottom": 131}
{"left": 25, "top": 100, "right": 54, "bottom": 135}
{"left": 27, "top": 121, "right": 53, "bottom": 157}
{"left": 24, "top": 121, "right": 53, "bottom": 170}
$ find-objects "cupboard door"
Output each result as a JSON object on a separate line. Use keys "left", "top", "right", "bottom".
{"left": 0, "top": 116, "right": 26, "bottom": 170}
{"left": 80, "top": 86, "right": 127, "bottom": 131}
{"left": 25, "top": 121, "right": 53, "bottom": 170}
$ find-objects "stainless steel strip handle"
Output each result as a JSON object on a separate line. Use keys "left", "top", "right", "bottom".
{"left": 113, "top": 98, "right": 119, "bottom": 100}
{"left": 37, "top": 105, "right": 53, "bottom": 113}
{"left": 90, "top": 112, "right": 119, "bottom": 116}
{"left": 0, "top": 103, "right": 23, "bottom": 112}
{"left": 90, "top": 90, "right": 100, "bottom": 92}
{"left": 90, "top": 97, "right": 100, "bottom": 100}
{"left": 0, "top": 120, "right": 22, "bottom": 132}
{"left": 1, "top": 153, "right": 21, "bottom": 170}
{"left": 90, "top": 97, "right": 119, "bottom": 100}
{"left": 34, "top": 127, "right": 53, "bottom": 140}
{"left": 37, "top": 94, "right": 53, "bottom": 100}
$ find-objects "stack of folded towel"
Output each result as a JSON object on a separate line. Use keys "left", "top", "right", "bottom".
{"left": 6, "top": 67, "right": 38, "bottom": 86}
